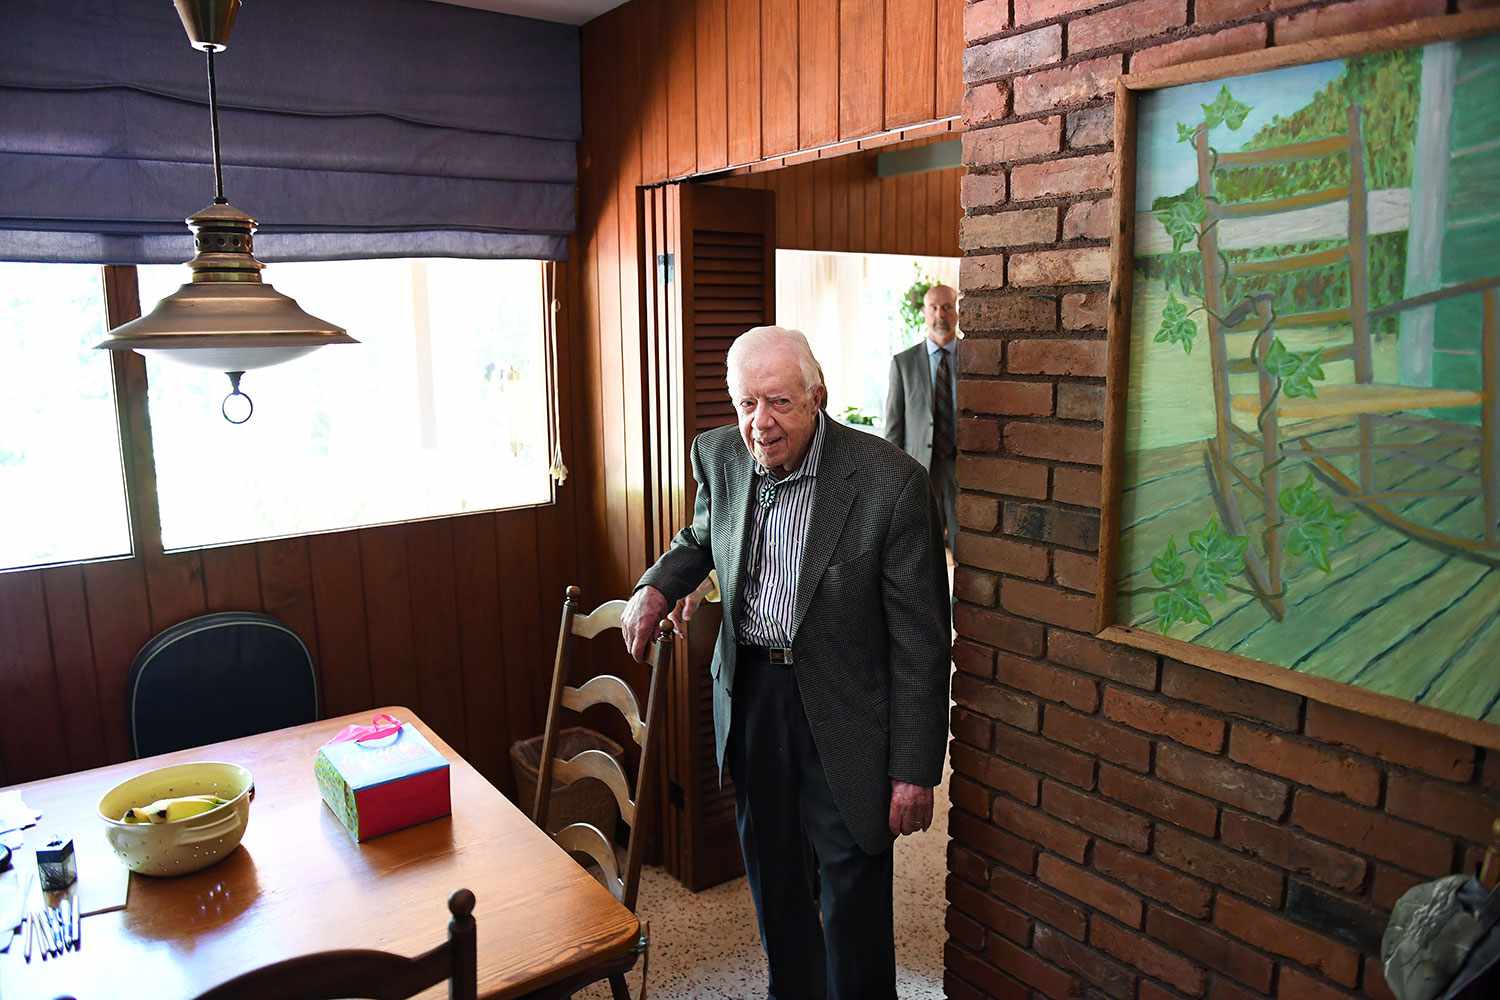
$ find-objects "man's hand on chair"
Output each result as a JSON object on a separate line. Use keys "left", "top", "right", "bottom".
{"left": 622, "top": 586, "right": 671, "bottom": 662}
{"left": 668, "top": 575, "right": 715, "bottom": 635}
{"left": 889, "top": 780, "right": 934, "bottom": 838}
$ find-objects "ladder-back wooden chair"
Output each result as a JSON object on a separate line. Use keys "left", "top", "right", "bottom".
{"left": 194, "top": 889, "right": 476, "bottom": 1000}
{"left": 525, "top": 586, "right": 671, "bottom": 1000}
{"left": 1197, "top": 102, "right": 1500, "bottom": 618}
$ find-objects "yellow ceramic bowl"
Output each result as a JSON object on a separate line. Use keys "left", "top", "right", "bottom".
{"left": 97, "top": 762, "right": 254, "bottom": 877}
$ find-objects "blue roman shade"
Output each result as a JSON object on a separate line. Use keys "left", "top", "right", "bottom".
{"left": 0, "top": 0, "right": 580, "bottom": 263}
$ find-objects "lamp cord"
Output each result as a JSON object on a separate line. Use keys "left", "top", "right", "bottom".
{"left": 205, "top": 47, "right": 227, "bottom": 204}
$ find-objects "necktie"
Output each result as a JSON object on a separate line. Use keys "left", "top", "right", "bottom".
{"left": 932, "top": 348, "right": 954, "bottom": 462}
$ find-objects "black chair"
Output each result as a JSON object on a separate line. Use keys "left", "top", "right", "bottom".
{"left": 127, "top": 611, "right": 318, "bottom": 758}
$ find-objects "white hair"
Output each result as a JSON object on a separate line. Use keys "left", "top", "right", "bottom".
{"left": 726, "top": 325, "right": 825, "bottom": 397}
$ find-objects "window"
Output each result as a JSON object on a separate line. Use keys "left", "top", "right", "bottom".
{"left": 136, "top": 258, "right": 553, "bottom": 550}
{"left": 0, "top": 263, "right": 132, "bottom": 571}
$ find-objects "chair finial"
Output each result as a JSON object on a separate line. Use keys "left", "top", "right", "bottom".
{"left": 656, "top": 619, "right": 674, "bottom": 640}
{"left": 448, "top": 888, "right": 476, "bottom": 919}
{"left": 565, "top": 585, "right": 582, "bottom": 605}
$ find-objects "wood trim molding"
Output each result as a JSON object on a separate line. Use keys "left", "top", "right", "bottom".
{"left": 102, "top": 265, "right": 164, "bottom": 560}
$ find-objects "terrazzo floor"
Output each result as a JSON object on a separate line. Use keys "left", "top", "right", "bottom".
{"left": 576, "top": 764, "right": 952, "bottom": 1000}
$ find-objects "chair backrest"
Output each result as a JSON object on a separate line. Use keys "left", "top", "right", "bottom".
{"left": 533, "top": 586, "right": 672, "bottom": 913}
{"left": 194, "top": 889, "right": 477, "bottom": 1000}
{"left": 128, "top": 611, "right": 318, "bottom": 758}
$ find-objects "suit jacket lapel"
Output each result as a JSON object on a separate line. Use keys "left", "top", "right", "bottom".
{"left": 910, "top": 345, "right": 932, "bottom": 419}
{"left": 791, "top": 422, "right": 858, "bottom": 640}
{"left": 718, "top": 443, "right": 755, "bottom": 624}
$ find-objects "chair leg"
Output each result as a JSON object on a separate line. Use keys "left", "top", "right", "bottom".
{"left": 609, "top": 974, "right": 631, "bottom": 1000}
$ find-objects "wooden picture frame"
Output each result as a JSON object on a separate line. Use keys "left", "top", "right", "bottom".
{"left": 1097, "top": 11, "right": 1500, "bottom": 751}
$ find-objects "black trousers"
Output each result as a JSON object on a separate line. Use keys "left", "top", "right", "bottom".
{"left": 729, "top": 652, "right": 896, "bottom": 1000}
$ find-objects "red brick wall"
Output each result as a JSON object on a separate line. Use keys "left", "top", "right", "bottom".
{"left": 949, "top": 2, "right": 1500, "bottom": 998}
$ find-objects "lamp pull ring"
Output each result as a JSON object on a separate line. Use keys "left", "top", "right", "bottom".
{"left": 222, "top": 371, "right": 254, "bottom": 424}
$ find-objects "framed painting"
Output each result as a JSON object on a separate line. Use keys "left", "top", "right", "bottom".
{"left": 1098, "top": 11, "right": 1500, "bottom": 748}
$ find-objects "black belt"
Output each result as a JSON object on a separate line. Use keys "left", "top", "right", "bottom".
{"left": 738, "top": 643, "right": 795, "bottom": 666}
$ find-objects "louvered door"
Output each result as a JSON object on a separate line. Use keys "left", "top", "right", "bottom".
{"left": 642, "top": 182, "right": 775, "bottom": 891}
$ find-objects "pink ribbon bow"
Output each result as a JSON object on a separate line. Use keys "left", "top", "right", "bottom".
{"left": 324, "top": 713, "right": 404, "bottom": 746}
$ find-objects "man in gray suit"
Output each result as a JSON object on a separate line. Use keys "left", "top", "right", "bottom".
{"left": 884, "top": 283, "right": 959, "bottom": 550}
{"left": 621, "top": 326, "right": 950, "bottom": 1000}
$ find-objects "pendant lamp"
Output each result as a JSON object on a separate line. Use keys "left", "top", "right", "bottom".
{"left": 96, "top": 0, "right": 356, "bottom": 424}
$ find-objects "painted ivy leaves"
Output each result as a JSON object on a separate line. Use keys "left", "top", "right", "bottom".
{"left": 1154, "top": 294, "right": 1198, "bottom": 352}
{"left": 1149, "top": 517, "right": 1248, "bottom": 632}
{"left": 1279, "top": 475, "right": 1356, "bottom": 573}
{"left": 1263, "top": 339, "right": 1327, "bottom": 399}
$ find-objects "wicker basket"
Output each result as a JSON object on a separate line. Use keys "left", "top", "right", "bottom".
{"left": 510, "top": 726, "right": 626, "bottom": 840}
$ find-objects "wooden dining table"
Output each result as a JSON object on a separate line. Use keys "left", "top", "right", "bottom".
{"left": 1, "top": 707, "right": 641, "bottom": 999}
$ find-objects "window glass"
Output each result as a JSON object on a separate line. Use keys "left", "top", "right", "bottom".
{"left": 137, "top": 258, "right": 552, "bottom": 550}
{"left": 0, "top": 263, "right": 132, "bottom": 570}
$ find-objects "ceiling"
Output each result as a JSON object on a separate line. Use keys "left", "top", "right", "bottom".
{"left": 427, "top": 0, "right": 629, "bottom": 26}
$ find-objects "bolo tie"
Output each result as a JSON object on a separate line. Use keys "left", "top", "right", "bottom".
{"left": 758, "top": 478, "right": 779, "bottom": 510}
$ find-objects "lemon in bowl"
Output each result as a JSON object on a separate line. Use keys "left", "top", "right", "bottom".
{"left": 98, "top": 762, "right": 254, "bottom": 877}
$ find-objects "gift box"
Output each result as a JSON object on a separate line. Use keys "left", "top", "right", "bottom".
{"left": 314, "top": 715, "right": 451, "bottom": 842}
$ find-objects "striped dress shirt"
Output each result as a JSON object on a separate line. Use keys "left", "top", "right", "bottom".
{"left": 737, "top": 411, "right": 827, "bottom": 648}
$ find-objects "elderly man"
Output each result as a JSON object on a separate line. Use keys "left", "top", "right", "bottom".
{"left": 622, "top": 326, "right": 950, "bottom": 1000}
{"left": 884, "top": 283, "right": 960, "bottom": 550}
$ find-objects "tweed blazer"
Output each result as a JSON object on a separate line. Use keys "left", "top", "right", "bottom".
{"left": 638, "top": 418, "right": 951, "bottom": 854}
{"left": 884, "top": 341, "right": 937, "bottom": 470}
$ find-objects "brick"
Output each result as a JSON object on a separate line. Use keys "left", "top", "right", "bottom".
{"left": 963, "top": 0, "right": 1010, "bottom": 41}
{"left": 952, "top": 742, "right": 1041, "bottom": 804}
{"left": 951, "top": 810, "right": 1037, "bottom": 872}
{"left": 990, "top": 866, "right": 1088, "bottom": 939}
{"left": 1386, "top": 772, "right": 1499, "bottom": 843}
{"left": 1010, "top": 247, "right": 1111, "bottom": 287}
{"left": 1063, "top": 290, "right": 1109, "bottom": 329}
{"left": 1004, "top": 502, "right": 1100, "bottom": 549}
{"left": 1011, "top": 153, "right": 1114, "bottom": 201}
{"left": 1285, "top": 880, "right": 1386, "bottom": 955}
{"left": 1008, "top": 338, "right": 1107, "bottom": 377}
{"left": 1364, "top": 957, "right": 1398, "bottom": 1000}
{"left": 959, "top": 291, "right": 1057, "bottom": 332}
{"left": 965, "top": 24, "right": 1063, "bottom": 84}
{"left": 1229, "top": 727, "right": 1380, "bottom": 805}
{"left": 1094, "top": 841, "right": 1212, "bottom": 917}
{"left": 959, "top": 417, "right": 1001, "bottom": 452}
{"left": 1064, "top": 198, "right": 1112, "bottom": 241}
{"left": 1292, "top": 791, "right": 1454, "bottom": 878}
{"left": 1070, "top": 0, "right": 1186, "bottom": 54}
{"left": 989, "top": 933, "right": 1078, "bottom": 999}
{"left": 1162, "top": 659, "right": 1302, "bottom": 730}
{"left": 1208, "top": 979, "right": 1263, "bottom": 1000}
{"left": 1066, "top": 105, "right": 1113, "bottom": 149}
{"left": 1483, "top": 751, "right": 1500, "bottom": 793}
{"left": 1279, "top": 967, "right": 1357, "bottom": 1000}
{"left": 1275, "top": 0, "right": 1446, "bottom": 47}
{"left": 960, "top": 257, "right": 1006, "bottom": 294}
{"left": 960, "top": 336, "right": 1003, "bottom": 374}
{"left": 952, "top": 773, "right": 992, "bottom": 815}
{"left": 1158, "top": 743, "right": 1289, "bottom": 819}
{"left": 1214, "top": 895, "right": 1360, "bottom": 987}
{"left": 993, "top": 795, "right": 1091, "bottom": 861}
{"left": 954, "top": 673, "right": 1042, "bottom": 731}
{"left": 1004, "top": 422, "right": 1103, "bottom": 465}
{"left": 1016, "top": 0, "right": 1111, "bottom": 24}
{"left": 1003, "top": 578, "right": 1098, "bottom": 631}
{"left": 954, "top": 638, "right": 997, "bottom": 678}
{"left": 1220, "top": 811, "right": 1366, "bottom": 893}
{"left": 1039, "top": 854, "right": 1143, "bottom": 926}
{"left": 1034, "top": 925, "right": 1135, "bottom": 1000}
{"left": 1303, "top": 703, "right": 1473, "bottom": 781}
{"left": 997, "top": 728, "right": 1096, "bottom": 787}
{"left": 958, "top": 456, "right": 1050, "bottom": 499}
{"left": 1014, "top": 55, "right": 1123, "bottom": 116}
{"left": 999, "top": 654, "right": 1099, "bottom": 712}
{"left": 954, "top": 602, "right": 1050, "bottom": 656}
{"left": 955, "top": 567, "right": 998, "bottom": 606}
{"left": 1129, "top": 24, "right": 1267, "bottom": 74}
{"left": 1048, "top": 628, "right": 1157, "bottom": 687}
{"left": 1055, "top": 550, "right": 1098, "bottom": 593}
{"left": 1103, "top": 688, "right": 1225, "bottom": 752}
{"left": 962, "top": 206, "right": 1058, "bottom": 249}
{"left": 1056, "top": 383, "right": 1105, "bottom": 422}
{"left": 959, "top": 379, "right": 1054, "bottom": 415}
{"left": 1371, "top": 864, "right": 1424, "bottom": 912}
{"left": 1091, "top": 918, "right": 1207, "bottom": 996}
{"left": 949, "top": 873, "right": 1032, "bottom": 942}
{"left": 1155, "top": 826, "right": 1283, "bottom": 906}
{"left": 963, "top": 117, "right": 1063, "bottom": 166}
{"left": 953, "top": 708, "right": 994, "bottom": 751}
{"left": 963, "top": 81, "right": 1011, "bottom": 129}
{"left": 956, "top": 532, "right": 1050, "bottom": 580}
{"left": 961, "top": 173, "right": 1009, "bottom": 212}
{"left": 1100, "top": 763, "right": 1219, "bottom": 836}
{"left": 1193, "top": 0, "right": 1302, "bottom": 24}
{"left": 1045, "top": 704, "right": 1152, "bottom": 771}
{"left": 1146, "top": 906, "right": 1273, "bottom": 991}
{"left": 1053, "top": 466, "right": 1102, "bottom": 507}
{"left": 1043, "top": 780, "right": 1151, "bottom": 849}
{"left": 950, "top": 841, "right": 990, "bottom": 885}
{"left": 957, "top": 495, "right": 1000, "bottom": 533}
{"left": 946, "top": 905, "right": 988, "bottom": 951}
{"left": 946, "top": 943, "right": 1029, "bottom": 1000}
